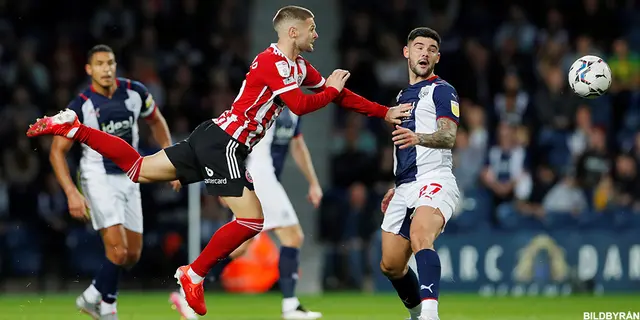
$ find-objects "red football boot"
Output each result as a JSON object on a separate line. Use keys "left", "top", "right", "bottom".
{"left": 26, "top": 109, "right": 80, "bottom": 138}
{"left": 174, "top": 265, "right": 207, "bottom": 316}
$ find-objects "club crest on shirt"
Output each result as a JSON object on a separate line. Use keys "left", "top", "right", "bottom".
{"left": 418, "top": 86, "right": 430, "bottom": 99}
{"left": 275, "top": 61, "right": 290, "bottom": 78}
{"left": 245, "top": 170, "right": 254, "bottom": 183}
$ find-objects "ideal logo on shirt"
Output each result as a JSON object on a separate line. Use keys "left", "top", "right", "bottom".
{"left": 101, "top": 116, "right": 134, "bottom": 136}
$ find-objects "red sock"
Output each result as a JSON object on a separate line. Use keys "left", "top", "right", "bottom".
{"left": 190, "top": 218, "right": 264, "bottom": 277}
{"left": 73, "top": 124, "right": 143, "bottom": 182}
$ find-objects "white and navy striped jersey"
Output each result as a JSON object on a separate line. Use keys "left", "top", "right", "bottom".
{"left": 248, "top": 107, "right": 301, "bottom": 180}
{"left": 67, "top": 78, "right": 156, "bottom": 174}
{"left": 394, "top": 76, "right": 460, "bottom": 186}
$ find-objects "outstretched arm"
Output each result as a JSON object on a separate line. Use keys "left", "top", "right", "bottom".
{"left": 302, "top": 61, "right": 409, "bottom": 122}
{"left": 310, "top": 86, "right": 411, "bottom": 123}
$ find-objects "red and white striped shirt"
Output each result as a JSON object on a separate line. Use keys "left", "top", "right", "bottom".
{"left": 214, "top": 44, "right": 388, "bottom": 148}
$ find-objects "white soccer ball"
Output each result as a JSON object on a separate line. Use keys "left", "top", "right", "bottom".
{"left": 568, "top": 55, "right": 612, "bottom": 99}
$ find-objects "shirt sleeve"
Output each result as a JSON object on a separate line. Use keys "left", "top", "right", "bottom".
{"left": 333, "top": 88, "right": 389, "bottom": 118}
{"left": 432, "top": 84, "right": 460, "bottom": 124}
{"left": 302, "top": 60, "right": 388, "bottom": 118}
{"left": 301, "top": 59, "right": 326, "bottom": 89}
{"left": 278, "top": 86, "right": 340, "bottom": 115}
{"left": 126, "top": 79, "right": 157, "bottom": 119}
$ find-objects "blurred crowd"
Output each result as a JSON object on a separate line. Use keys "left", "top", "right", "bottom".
{"left": 0, "top": 0, "right": 639, "bottom": 293}
{"left": 0, "top": 0, "right": 251, "bottom": 288}
{"left": 320, "top": 0, "right": 640, "bottom": 290}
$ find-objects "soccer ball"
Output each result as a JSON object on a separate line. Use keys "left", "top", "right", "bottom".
{"left": 568, "top": 55, "right": 612, "bottom": 99}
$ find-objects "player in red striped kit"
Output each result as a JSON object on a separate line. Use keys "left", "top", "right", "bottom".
{"left": 26, "top": 5, "right": 410, "bottom": 316}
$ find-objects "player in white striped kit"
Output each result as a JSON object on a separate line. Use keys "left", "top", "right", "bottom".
{"left": 379, "top": 28, "right": 461, "bottom": 320}
{"left": 49, "top": 45, "right": 177, "bottom": 319}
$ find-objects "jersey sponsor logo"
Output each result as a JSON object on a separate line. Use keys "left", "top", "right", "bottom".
{"left": 275, "top": 60, "right": 290, "bottom": 78}
{"left": 204, "top": 177, "right": 227, "bottom": 185}
{"left": 204, "top": 166, "right": 228, "bottom": 184}
{"left": 101, "top": 116, "right": 134, "bottom": 136}
{"left": 451, "top": 100, "right": 460, "bottom": 117}
{"left": 274, "top": 126, "right": 296, "bottom": 141}
{"left": 283, "top": 75, "right": 296, "bottom": 85}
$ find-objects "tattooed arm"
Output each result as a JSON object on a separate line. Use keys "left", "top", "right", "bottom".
{"left": 392, "top": 117, "right": 458, "bottom": 150}
{"left": 416, "top": 117, "right": 458, "bottom": 149}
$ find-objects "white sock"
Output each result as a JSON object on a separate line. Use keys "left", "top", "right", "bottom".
{"left": 100, "top": 301, "right": 117, "bottom": 315}
{"left": 67, "top": 127, "right": 78, "bottom": 138}
{"left": 282, "top": 297, "right": 300, "bottom": 313}
{"left": 187, "top": 267, "right": 204, "bottom": 284}
{"left": 82, "top": 284, "right": 101, "bottom": 304}
{"left": 421, "top": 300, "right": 438, "bottom": 317}
{"left": 408, "top": 302, "right": 422, "bottom": 320}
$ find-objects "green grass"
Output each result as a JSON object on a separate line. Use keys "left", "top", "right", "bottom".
{"left": 0, "top": 292, "right": 638, "bottom": 320}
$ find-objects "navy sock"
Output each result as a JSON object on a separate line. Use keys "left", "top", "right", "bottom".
{"left": 93, "top": 259, "right": 121, "bottom": 304}
{"left": 279, "top": 246, "right": 300, "bottom": 299}
{"left": 389, "top": 267, "right": 421, "bottom": 309}
{"left": 210, "top": 257, "right": 233, "bottom": 281}
{"left": 415, "top": 249, "right": 441, "bottom": 301}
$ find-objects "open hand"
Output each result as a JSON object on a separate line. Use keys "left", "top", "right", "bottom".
{"left": 381, "top": 188, "right": 395, "bottom": 213}
{"left": 326, "top": 69, "right": 351, "bottom": 92}
{"left": 385, "top": 104, "right": 412, "bottom": 125}
{"left": 392, "top": 125, "right": 419, "bottom": 149}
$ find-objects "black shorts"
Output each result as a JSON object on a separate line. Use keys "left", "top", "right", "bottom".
{"left": 165, "top": 120, "right": 254, "bottom": 197}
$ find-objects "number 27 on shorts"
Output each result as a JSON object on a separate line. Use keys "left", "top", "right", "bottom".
{"left": 419, "top": 182, "right": 442, "bottom": 200}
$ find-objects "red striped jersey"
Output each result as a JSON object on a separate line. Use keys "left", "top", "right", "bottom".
{"left": 214, "top": 44, "right": 326, "bottom": 148}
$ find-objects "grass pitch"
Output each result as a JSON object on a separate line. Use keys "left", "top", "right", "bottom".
{"left": 0, "top": 292, "right": 638, "bottom": 320}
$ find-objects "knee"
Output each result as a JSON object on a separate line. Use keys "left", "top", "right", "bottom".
{"left": 106, "top": 246, "right": 129, "bottom": 266}
{"left": 279, "top": 226, "right": 304, "bottom": 248}
{"left": 124, "top": 249, "right": 142, "bottom": 268}
{"left": 286, "top": 229, "right": 304, "bottom": 248}
{"left": 380, "top": 258, "right": 407, "bottom": 279}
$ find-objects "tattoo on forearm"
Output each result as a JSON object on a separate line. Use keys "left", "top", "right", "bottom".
{"left": 417, "top": 118, "right": 457, "bottom": 149}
